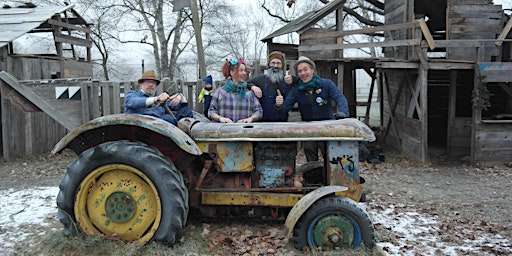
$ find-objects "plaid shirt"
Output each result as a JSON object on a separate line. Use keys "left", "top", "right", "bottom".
{"left": 208, "top": 87, "right": 263, "bottom": 122}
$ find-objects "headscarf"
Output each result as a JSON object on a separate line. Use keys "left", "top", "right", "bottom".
{"left": 297, "top": 74, "right": 323, "bottom": 91}
{"left": 223, "top": 78, "right": 248, "bottom": 98}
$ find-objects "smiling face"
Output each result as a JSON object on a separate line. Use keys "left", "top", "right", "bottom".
{"left": 139, "top": 79, "right": 158, "bottom": 96}
{"left": 230, "top": 63, "right": 248, "bottom": 83}
{"left": 297, "top": 62, "right": 315, "bottom": 83}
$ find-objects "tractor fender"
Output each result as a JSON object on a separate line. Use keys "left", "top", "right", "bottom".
{"left": 51, "top": 114, "right": 202, "bottom": 156}
{"left": 284, "top": 185, "right": 348, "bottom": 240}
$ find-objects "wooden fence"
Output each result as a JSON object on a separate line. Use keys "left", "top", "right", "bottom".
{"left": 0, "top": 71, "right": 213, "bottom": 160}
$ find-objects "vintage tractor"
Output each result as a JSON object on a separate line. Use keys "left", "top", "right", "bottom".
{"left": 52, "top": 113, "right": 376, "bottom": 250}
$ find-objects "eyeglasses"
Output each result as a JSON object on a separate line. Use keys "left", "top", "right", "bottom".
{"left": 269, "top": 61, "right": 282, "bottom": 66}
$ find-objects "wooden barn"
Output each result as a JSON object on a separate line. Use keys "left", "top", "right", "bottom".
{"left": 0, "top": 4, "right": 93, "bottom": 160}
{"left": 261, "top": 0, "right": 512, "bottom": 163}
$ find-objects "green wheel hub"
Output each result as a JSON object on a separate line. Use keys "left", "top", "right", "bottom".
{"left": 312, "top": 215, "right": 354, "bottom": 247}
{"left": 105, "top": 192, "right": 137, "bottom": 223}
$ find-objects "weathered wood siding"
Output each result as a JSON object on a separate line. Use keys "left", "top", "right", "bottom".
{"left": 384, "top": 0, "right": 410, "bottom": 59}
{"left": 1, "top": 81, "right": 67, "bottom": 160}
{"left": 447, "top": 2, "right": 503, "bottom": 61}
{"left": 9, "top": 57, "right": 61, "bottom": 80}
{"left": 382, "top": 69, "right": 425, "bottom": 161}
{"left": 447, "top": 117, "right": 472, "bottom": 159}
{"left": 473, "top": 123, "right": 512, "bottom": 162}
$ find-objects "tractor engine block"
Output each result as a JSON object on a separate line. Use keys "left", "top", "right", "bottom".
{"left": 253, "top": 142, "right": 297, "bottom": 188}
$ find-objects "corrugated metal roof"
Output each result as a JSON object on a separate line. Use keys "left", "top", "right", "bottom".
{"left": 0, "top": 5, "right": 73, "bottom": 48}
{"left": 261, "top": 0, "right": 345, "bottom": 42}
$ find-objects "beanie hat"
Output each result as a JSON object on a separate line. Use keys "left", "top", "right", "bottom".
{"left": 138, "top": 70, "right": 160, "bottom": 85}
{"left": 268, "top": 51, "right": 285, "bottom": 65}
{"left": 294, "top": 56, "right": 316, "bottom": 72}
{"left": 204, "top": 75, "right": 213, "bottom": 85}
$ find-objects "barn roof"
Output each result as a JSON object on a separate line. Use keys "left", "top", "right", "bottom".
{"left": 261, "top": 0, "right": 345, "bottom": 42}
{"left": 0, "top": 5, "right": 82, "bottom": 48}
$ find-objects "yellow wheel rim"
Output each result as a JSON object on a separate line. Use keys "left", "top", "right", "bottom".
{"left": 74, "top": 164, "right": 161, "bottom": 245}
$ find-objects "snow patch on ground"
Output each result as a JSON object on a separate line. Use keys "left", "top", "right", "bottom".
{"left": 368, "top": 202, "right": 512, "bottom": 255}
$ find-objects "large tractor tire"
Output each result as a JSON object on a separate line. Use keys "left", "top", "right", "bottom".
{"left": 56, "top": 141, "right": 188, "bottom": 246}
{"left": 293, "top": 196, "right": 374, "bottom": 250}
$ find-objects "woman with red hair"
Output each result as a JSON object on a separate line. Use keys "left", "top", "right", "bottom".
{"left": 208, "top": 58, "right": 262, "bottom": 123}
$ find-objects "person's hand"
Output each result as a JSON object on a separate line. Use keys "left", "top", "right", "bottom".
{"left": 284, "top": 70, "right": 292, "bottom": 84}
{"left": 237, "top": 117, "right": 254, "bottom": 123}
{"left": 169, "top": 93, "right": 182, "bottom": 106}
{"left": 198, "top": 98, "right": 204, "bottom": 103}
{"left": 157, "top": 92, "right": 170, "bottom": 103}
{"left": 275, "top": 89, "right": 283, "bottom": 107}
{"left": 251, "top": 86, "right": 262, "bottom": 98}
{"left": 218, "top": 117, "right": 233, "bottom": 123}
{"left": 334, "top": 112, "right": 348, "bottom": 119}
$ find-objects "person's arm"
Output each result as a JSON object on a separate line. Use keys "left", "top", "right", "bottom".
{"left": 198, "top": 88, "right": 206, "bottom": 102}
{"left": 247, "top": 76, "right": 263, "bottom": 98}
{"left": 326, "top": 79, "right": 349, "bottom": 117}
{"left": 124, "top": 91, "right": 155, "bottom": 111}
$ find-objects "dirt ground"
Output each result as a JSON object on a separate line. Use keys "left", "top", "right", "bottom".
{"left": 0, "top": 149, "right": 511, "bottom": 255}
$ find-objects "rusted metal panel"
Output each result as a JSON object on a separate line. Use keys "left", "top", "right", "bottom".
{"left": 327, "top": 141, "right": 360, "bottom": 188}
{"left": 186, "top": 118, "right": 375, "bottom": 142}
{"left": 201, "top": 191, "right": 303, "bottom": 207}
{"left": 196, "top": 141, "right": 254, "bottom": 172}
{"left": 51, "top": 114, "right": 202, "bottom": 156}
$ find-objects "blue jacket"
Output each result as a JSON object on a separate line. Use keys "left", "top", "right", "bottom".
{"left": 278, "top": 78, "right": 349, "bottom": 121}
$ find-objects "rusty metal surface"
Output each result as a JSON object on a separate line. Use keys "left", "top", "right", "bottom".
{"left": 201, "top": 191, "right": 303, "bottom": 207}
{"left": 196, "top": 141, "right": 254, "bottom": 172}
{"left": 52, "top": 114, "right": 202, "bottom": 155}
{"left": 186, "top": 118, "right": 375, "bottom": 142}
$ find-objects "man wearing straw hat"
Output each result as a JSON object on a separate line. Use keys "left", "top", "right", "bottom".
{"left": 124, "top": 70, "right": 194, "bottom": 125}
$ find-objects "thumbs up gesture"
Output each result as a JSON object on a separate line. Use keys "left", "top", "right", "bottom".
{"left": 275, "top": 89, "right": 284, "bottom": 107}
{"left": 284, "top": 70, "right": 292, "bottom": 84}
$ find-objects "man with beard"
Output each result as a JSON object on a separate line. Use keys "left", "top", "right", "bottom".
{"left": 248, "top": 51, "right": 297, "bottom": 122}
{"left": 124, "top": 70, "right": 194, "bottom": 125}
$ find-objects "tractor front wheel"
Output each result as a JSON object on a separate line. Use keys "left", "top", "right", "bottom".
{"left": 293, "top": 196, "right": 374, "bottom": 250}
{"left": 56, "top": 141, "right": 188, "bottom": 245}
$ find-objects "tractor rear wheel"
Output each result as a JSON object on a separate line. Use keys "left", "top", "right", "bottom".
{"left": 293, "top": 196, "right": 374, "bottom": 250}
{"left": 56, "top": 141, "right": 188, "bottom": 246}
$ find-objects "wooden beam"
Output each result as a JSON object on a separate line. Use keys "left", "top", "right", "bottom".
{"left": 406, "top": 72, "right": 422, "bottom": 120}
{"left": 478, "top": 62, "right": 512, "bottom": 83}
{"left": 418, "top": 19, "right": 435, "bottom": 50}
{"left": 0, "top": 71, "right": 79, "bottom": 131}
{"left": 54, "top": 34, "right": 92, "bottom": 48}
{"left": 418, "top": 66, "right": 428, "bottom": 163}
{"left": 495, "top": 17, "right": 512, "bottom": 46}
{"left": 299, "top": 20, "right": 420, "bottom": 40}
{"left": 299, "top": 39, "right": 421, "bottom": 52}
{"left": 47, "top": 18, "right": 92, "bottom": 33}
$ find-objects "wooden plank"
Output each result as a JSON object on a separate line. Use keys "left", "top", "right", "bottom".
{"left": 299, "top": 39, "right": 421, "bottom": 52}
{"left": 54, "top": 34, "right": 92, "bottom": 47}
{"left": 101, "top": 82, "right": 112, "bottom": 116}
{"left": 0, "top": 71, "right": 78, "bottom": 130}
{"left": 46, "top": 18, "right": 91, "bottom": 33}
{"left": 418, "top": 19, "right": 435, "bottom": 50}
{"left": 478, "top": 62, "right": 512, "bottom": 83}
{"left": 496, "top": 17, "right": 512, "bottom": 46}
{"left": 81, "top": 82, "right": 90, "bottom": 123}
{"left": 300, "top": 20, "right": 419, "bottom": 40}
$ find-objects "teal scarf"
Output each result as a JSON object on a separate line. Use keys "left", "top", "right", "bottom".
{"left": 298, "top": 74, "right": 322, "bottom": 91}
{"left": 224, "top": 78, "right": 248, "bottom": 98}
